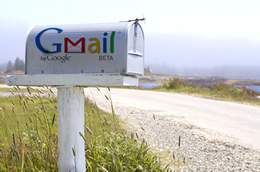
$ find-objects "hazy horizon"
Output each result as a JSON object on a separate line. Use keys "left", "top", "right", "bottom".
{"left": 1, "top": 0, "right": 260, "bottom": 80}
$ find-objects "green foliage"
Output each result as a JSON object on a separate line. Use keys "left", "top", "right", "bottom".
{"left": 14, "top": 57, "right": 25, "bottom": 71}
{"left": 0, "top": 87, "right": 42, "bottom": 93}
{"left": 156, "top": 77, "right": 260, "bottom": 105}
{"left": 0, "top": 87, "right": 169, "bottom": 171}
{"left": 162, "top": 77, "right": 196, "bottom": 90}
{"left": 85, "top": 133, "right": 163, "bottom": 171}
{"left": 4, "top": 57, "right": 25, "bottom": 74}
{"left": 0, "top": 87, "right": 58, "bottom": 171}
{"left": 5, "top": 61, "right": 13, "bottom": 74}
{"left": 208, "top": 82, "right": 260, "bottom": 102}
{"left": 209, "top": 82, "right": 250, "bottom": 100}
{"left": 241, "top": 87, "right": 260, "bottom": 97}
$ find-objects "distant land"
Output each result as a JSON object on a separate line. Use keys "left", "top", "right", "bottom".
{"left": 147, "top": 64, "right": 260, "bottom": 80}
{"left": 1, "top": 60, "right": 260, "bottom": 82}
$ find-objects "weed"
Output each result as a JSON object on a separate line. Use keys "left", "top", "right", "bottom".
{"left": 156, "top": 77, "right": 260, "bottom": 105}
{"left": 0, "top": 87, "right": 172, "bottom": 171}
{"left": 162, "top": 77, "right": 197, "bottom": 90}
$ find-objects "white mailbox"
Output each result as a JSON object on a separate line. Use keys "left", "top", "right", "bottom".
{"left": 25, "top": 22, "right": 144, "bottom": 75}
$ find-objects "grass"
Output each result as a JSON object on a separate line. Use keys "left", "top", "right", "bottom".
{"left": 0, "top": 86, "right": 178, "bottom": 171}
{"left": 0, "top": 86, "right": 46, "bottom": 93}
{"left": 154, "top": 77, "right": 260, "bottom": 105}
{"left": 0, "top": 87, "right": 58, "bottom": 171}
{"left": 1, "top": 78, "right": 258, "bottom": 171}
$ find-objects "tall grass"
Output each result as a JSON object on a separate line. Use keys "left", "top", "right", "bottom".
{"left": 0, "top": 87, "right": 58, "bottom": 171}
{"left": 0, "top": 86, "right": 173, "bottom": 171}
{"left": 156, "top": 77, "right": 260, "bottom": 105}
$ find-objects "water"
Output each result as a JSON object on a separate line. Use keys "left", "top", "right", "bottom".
{"left": 138, "top": 82, "right": 162, "bottom": 89}
{"left": 139, "top": 82, "right": 260, "bottom": 93}
{"left": 246, "top": 86, "right": 260, "bottom": 93}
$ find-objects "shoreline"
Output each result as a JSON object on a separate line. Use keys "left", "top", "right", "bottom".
{"left": 138, "top": 75, "right": 260, "bottom": 86}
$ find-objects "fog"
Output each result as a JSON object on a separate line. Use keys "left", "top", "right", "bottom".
{"left": 1, "top": 0, "right": 260, "bottom": 80}
{"left": 143, "top": 34, "right": 260, "bottom": 80}
{"left": 1, "top": 32, "right": 260, "bottom": 80}
{"left": 145, "top": 34, "right": 260, "bottom": 68}
{"left": 1, "top": 22, "right": 260, "bottom": 80}
{"left": 148, "top": 64, "right": 260, "bottom": 80}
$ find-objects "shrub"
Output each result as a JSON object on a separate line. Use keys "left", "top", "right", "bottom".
{"left": 157, "top": 78, "right": 260, "bottom": 105}
{"left": 210, "top": 82, "right": 232, "bottom": 91}
{"left": 242, "top": 87, "right": 260, "bottom": 97}
{"left": 163, "top": 77, "right": 197, "bottom": 89}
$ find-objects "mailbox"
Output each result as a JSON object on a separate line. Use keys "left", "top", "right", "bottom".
{"left": 25, "top": 22, "right": 144, "bottom": 75}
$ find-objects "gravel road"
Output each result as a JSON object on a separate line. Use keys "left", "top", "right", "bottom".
{"left": 85, "top": 88, "right": 260, "bottom": 171}
{"left": 1, "top": 84, "right": 260, "bottom": 171}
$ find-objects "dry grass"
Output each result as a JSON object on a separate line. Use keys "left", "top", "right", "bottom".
{"left": 155, "top": 77, "right": 260, "bottom": 105}
{"left": 0, "top": 87, "right": 174, "bottom": 171}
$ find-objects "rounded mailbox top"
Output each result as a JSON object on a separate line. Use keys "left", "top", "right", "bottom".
{"left": 25, "top": 22, "right": 144, "bottom": 75}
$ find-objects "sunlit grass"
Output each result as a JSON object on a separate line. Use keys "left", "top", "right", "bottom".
{"left": 0, "top": 86, "right": 47, "bottom": 93}
{"left": 0, "top": 91, "right": 58, "bottom": 171}
{"left": 154, "top": 77, "right": 260, "bottom": 105}
{"left": 0, "top": 87, "right": 177, "bottom": 171}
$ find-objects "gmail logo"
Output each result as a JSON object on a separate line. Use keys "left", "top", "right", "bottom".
{"left": 35, "top": 28, "right": 116, "bottom": 54}
{"left": 64, "top": 38, "right": 85, "bottom": 53}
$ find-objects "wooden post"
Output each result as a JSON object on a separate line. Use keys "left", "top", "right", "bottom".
{"left": 57, "top": 87, "right": 85, "bottom": 172}
{"left": 5, "top": 74, "right": 138, "bottom": 171}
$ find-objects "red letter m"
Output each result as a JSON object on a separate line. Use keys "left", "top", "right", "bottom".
{"left": 64, "top": 37, "right": 85, "bottom": 53}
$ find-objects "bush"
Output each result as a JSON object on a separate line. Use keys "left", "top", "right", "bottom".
{"left": 242, "top": 87, "right": 260, "bottom": 97}
{"left": 210, "top": 82, "right": 232, "bottom": 91}
{"left": 157, "top": 78, "right": 260, "bottom": 105}
{"left": 162, "top": 77, "right": 197, "bottom": 89}
{"left": 209, "top": 82, "right": 257, "bottom": 100}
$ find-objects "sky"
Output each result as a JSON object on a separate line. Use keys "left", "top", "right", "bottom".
{"left": 1, "top": 0, "right": 260, "bottom": 70}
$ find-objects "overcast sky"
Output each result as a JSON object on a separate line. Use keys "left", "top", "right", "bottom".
{"left": 1, "top": 0, "right": 260, "bottom": 68}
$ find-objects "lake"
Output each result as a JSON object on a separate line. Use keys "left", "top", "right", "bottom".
{"left": 246, "top": 86, "right": 260, "bottom": 93}
{"left": 138, "top": 82, "right": 162, "bottom": 89}
{"left": 139, "top": 82, "right": 260, "bottom": 93}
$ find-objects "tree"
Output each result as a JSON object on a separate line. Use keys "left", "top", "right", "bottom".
{"left": 5, "top": 60, "right": 13, "bottom": 73}
{"left": 144, "top": 66, "right": 152, "bottom": 74}
{"left": 13, "top": 57, "right": 25, "bottom": 71}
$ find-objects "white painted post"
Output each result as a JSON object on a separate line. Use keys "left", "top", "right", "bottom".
{"left": 57, "top": 87, "right": 85, "bottom": 172}
{"left": 5, "top": 74, "right": 138, "bottom": 171}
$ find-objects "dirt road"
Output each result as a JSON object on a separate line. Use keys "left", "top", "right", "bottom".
{"left": 1, "top": 85, "right": 260, "bottom": 169}
{"left": 85, "top": 88, "right": 260, "bottom": 150}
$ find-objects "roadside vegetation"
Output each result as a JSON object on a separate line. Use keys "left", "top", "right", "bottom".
{"left": 155, "top": 77, "right": 260, "bottom": 105}
{"left": 0, "top": 87, "right": 42, "bottom": 93}
{"left": 0, "top": 86, "right": 180, "bottom": 171}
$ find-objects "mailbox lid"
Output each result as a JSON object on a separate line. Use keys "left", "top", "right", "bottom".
{"left": 25, "top": 22, "right": 144, "bottom": 75}
{"left": 127, "top": 22, "right": 144, "bottom": 75}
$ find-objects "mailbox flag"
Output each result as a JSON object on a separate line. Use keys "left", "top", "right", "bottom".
{"left": 64, "top": 38, "right": 85, "bottom": 53}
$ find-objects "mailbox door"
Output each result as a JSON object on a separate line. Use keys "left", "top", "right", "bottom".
{"left": 126, "top": 23, "right": 144, "bottom": 76}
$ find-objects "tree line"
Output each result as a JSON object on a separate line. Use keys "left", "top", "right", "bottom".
{"left": 4, "top": 57, "right": 25, "bottom": 74}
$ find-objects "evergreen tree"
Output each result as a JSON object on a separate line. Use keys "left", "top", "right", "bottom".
{"left": 5, "top": 60, "right": 13, "bottom": 73}
{"left": 13, "top": 57, "right": 25, "bottom": 71}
